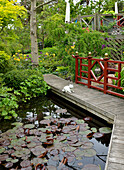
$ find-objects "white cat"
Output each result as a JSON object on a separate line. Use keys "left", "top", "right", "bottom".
{"left": 62, "top": 84, "right": 74, "bottom": 93}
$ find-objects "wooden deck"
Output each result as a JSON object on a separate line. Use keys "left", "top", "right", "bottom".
{"left": 43, "top": 74, "right": 124, "bottom": 170}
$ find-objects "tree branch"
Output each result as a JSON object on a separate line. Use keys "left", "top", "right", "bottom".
{"left": 36, "top": 0, "right": 57, "bottom": 10}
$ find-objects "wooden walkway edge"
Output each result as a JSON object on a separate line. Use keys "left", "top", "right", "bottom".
{"left": 43, "top": 74, "right": 124, "bottom": 170}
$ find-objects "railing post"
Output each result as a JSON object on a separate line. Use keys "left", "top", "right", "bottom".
{"left": 104, "top": 53, "right": 109, "bottom": 94}
{"left": 88, "top": 52, "right": 92, "bottom": 88}
{"left": 75, "top": 51, "right": 79, "bottom": 83}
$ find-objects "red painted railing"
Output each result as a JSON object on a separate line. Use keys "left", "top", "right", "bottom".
{"left": 72, "top": 53, "right": 124, "bottom": 98}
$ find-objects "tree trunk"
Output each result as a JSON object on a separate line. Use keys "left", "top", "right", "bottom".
{"left": 30, "top": 0, "right": 39, "bottom": 66}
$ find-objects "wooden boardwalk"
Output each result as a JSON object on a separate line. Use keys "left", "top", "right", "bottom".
{"left": 44, "top": 74, "right": 124, "bottom": 170}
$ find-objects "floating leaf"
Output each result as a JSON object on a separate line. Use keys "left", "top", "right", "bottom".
{"left": 31, "top": 158, "right": 48, "bottom": 166}
{"left": 31, "top": 146, "right": 47, "bottom": 156}
{"left": 40, "top": 119, "right": 51, "bottom": 125}
{"left": 50, "top": 149, "right": 59, "bottom": 156}
{"left": 76, "top": 119, "right": 85, "bottom": 124}
{"left": 46, "top": 165, "right": 57, "bottom": 170}
{"left": 82, "top": 164, "right": 100, "bottom": 170}
{"left": 99, "top": 127, "right": 112, "bottom": 134}
{"left": 93, "top": 132, "right": 104, "bottom": 138}
{"left": 79, "top": 130, "right": 91, "bottom": 135}
{"left": 11, "top": 159, "right": 19, "bottom": 163}
{"left": 11, "top": 122, "right": 23, "bottom": 127}
{"left": 20, "top": 160, "right": 31, "bottom": 168}
{"left": 81, "top": 142, "right": 94, "bottom": 149}
{"left": 0, "top": 154, "right": 9, "bottom": 161}
{"left": 0, "top": 147, "right": 5, "bottom": 153}
{"left": 24, "top": 124, "right": 35, "bottom": 129}
{"left": 5, "top": 162, "right": 13, "bottom": 168}
{"left": 74, "top": 149, "right": 84, "bottom": 159}
{"left": 82, "top": 149, "right": 96, "bottom": 157}
{"left": 56, "top": 108, "right": 67, "bottom": 114}
{"left": 91, "top": 127, "right": 97, "bottom": 133}
{"left": 62, "top": 146, "right": 76, "bottom": 152}
{"left": 44, "top": 116, "right": 52, "bottom": 119}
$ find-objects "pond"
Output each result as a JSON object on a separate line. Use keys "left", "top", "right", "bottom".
{"left": 0, "top": 92, "right": 112, "bottom": 170}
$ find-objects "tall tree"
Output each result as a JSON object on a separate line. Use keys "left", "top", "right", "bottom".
{"left": 0, "top": 0, "right": 27, "bottom": 54}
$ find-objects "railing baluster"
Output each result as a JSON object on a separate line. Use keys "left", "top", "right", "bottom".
{"left": 104, "top": 54, "right": 109, "bottom": 94}
{"left": 75, "top": 52, "right": 79, "bottom": 83}
{"left": 88, "top": 52, "right": 92, "bottom": 88}
{"left": 118, "top": 63, "right": 121, "bottom": 87}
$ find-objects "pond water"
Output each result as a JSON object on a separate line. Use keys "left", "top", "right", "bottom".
{"left": 0, "top": 93, "right": 112, "bottom": 170}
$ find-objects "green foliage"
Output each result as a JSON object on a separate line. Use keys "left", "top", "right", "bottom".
{"left": 39, "top": 47, "right": 62, "bottom": 73}
{"left": 0, "top": 86, "right": 18, "bottom": 120}
{"left": 17, "top": 75, "right": 50, "bottom": 102}
{"left": 3, "top": 69, "right": 44, "bottom": 90}
{"left": 0, "top": 51, "right": 16, "bottom": 74}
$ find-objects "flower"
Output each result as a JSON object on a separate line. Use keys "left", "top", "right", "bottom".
{"left": 40, "top": 52, "right": 42, "bottom": 54}
{"left": 38, "top": 56, "right": 41, "bottom": 58}
{"left": 71, "top": 45, "right": 75, "bottom": 49}
{"left": 25, "top": 58, "right": 28, "bottom": 61}
{"left": 29, "top": 58, "right": 31, "bottom": 60}
{"left": 53, "top": 54, "right": 55, "bottom": 57}
{"left": 27, "top": 55, "right": 29, "bottom": 57}
{"left": 105, "top": 38, "right": 108, "bottom": 41}
{"left": 18, "top": 50, "right": 21, "bottom": 52}
{"left": 102, "top": 44, "right": 106, "bottom": 49}
{"left": 45, "top": 52, "right": 49, "bottom": 56}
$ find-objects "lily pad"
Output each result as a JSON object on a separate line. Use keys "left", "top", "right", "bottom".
{"left": 81, "top": 142, "right": 94, "bottom": 149}
{"left": 11, "top": 122, "right": 23, "bottom": 127}
{"left": 5, "top": 162, "right": 13, "bottom": 168}
{"left": 82, "top": 148, "right": 96, "bottom": 157}
{"left": 62, "top": 146, "right": 76, "bottom": 152}
{"left": 46, "top": 165, "right": 57, "bottom": 170}
{"left": 24, "top": 124, "right": 35, "bottom": 129}
{"left": 76, "top": 119, "right": 85, "bottom": 124}
{"left": 11, "top": 159, "right": 19, "bottom": 163}
{"left": 0, "top": 147, "right": 5, "bottom": 153}
{"left": 82, "top": 164, "right": 100, "bottom": 170}
{"left": 99, "top": 127, "right": 112, "bottom": 134}
{"left": 91, "top": 127, "right": 97, "bottom": 133}
{"left": 0, "top": 154, "right": 9, "bottom": 161}
{"left": 93, "top": 132, "right": 104, "bottom": 138}
{"left": 31, "top": 157, "right": 48, "bottom": 166}
{"left": 31, "top": 146, "right": 47, "bottom": 156}
{"left": 79, "top": 130, "right": 91, "bottom": 135}
{"left": 74, "top": 148, "right": 84, "bottom": 159}
{"left": 20, "top": 160, "right": 31, "bottom": 168}
{"left": 40, "top": 119, "right": 51, "bottom": 125}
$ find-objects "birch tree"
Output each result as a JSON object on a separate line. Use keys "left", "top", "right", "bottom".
{"left": 30, "top": 0, "right": 56, "bottom": 66}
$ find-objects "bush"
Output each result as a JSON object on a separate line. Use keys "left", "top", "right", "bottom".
{"left": 16, "top": 74, "right": 49, "bottom": 102}
{"left": 3, "top": 69, "right": 44, "bottom": 90}
{"left": 0, "top": 51, "right": 16, "bottom": 74}
{"left": 0, "top": 86, "right": 18, "bottom": 120}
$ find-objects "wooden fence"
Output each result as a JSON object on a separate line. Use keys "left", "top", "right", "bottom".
{"left": 72, "top": 52, "right": 124, "bottom": 98}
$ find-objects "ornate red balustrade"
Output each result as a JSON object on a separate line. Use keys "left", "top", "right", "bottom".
{"left": 72, "top": 53, "right": 124, "bottom": 98}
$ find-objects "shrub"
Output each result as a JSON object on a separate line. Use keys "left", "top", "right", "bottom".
{"left": 16, "top": 74, "right": 49, "bottom": 102}
{"left": 3, "top": 69, "right": 44, "bottom": 90}
{"left": 0, "top": 86, "right": 18, "bottom": 120}
{"left": 0, "top": 51, "right": 16, "bottom": 74}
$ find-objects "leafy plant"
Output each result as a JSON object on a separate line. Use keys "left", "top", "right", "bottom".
{"left": 0, "top": 51, "right": 16, "bottom": 74}
{"left": 17, "top": 74, "right": 50, "bottom": 102}
{"left": 3, "top": 69, "right": 44, "bottom": 90}
{"left": 0, "top": 86, "right": 18, "bottom": 119}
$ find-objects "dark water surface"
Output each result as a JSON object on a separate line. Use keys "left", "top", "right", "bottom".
{"left": 0, "top": 92, "right": 112, "bottom": 170}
